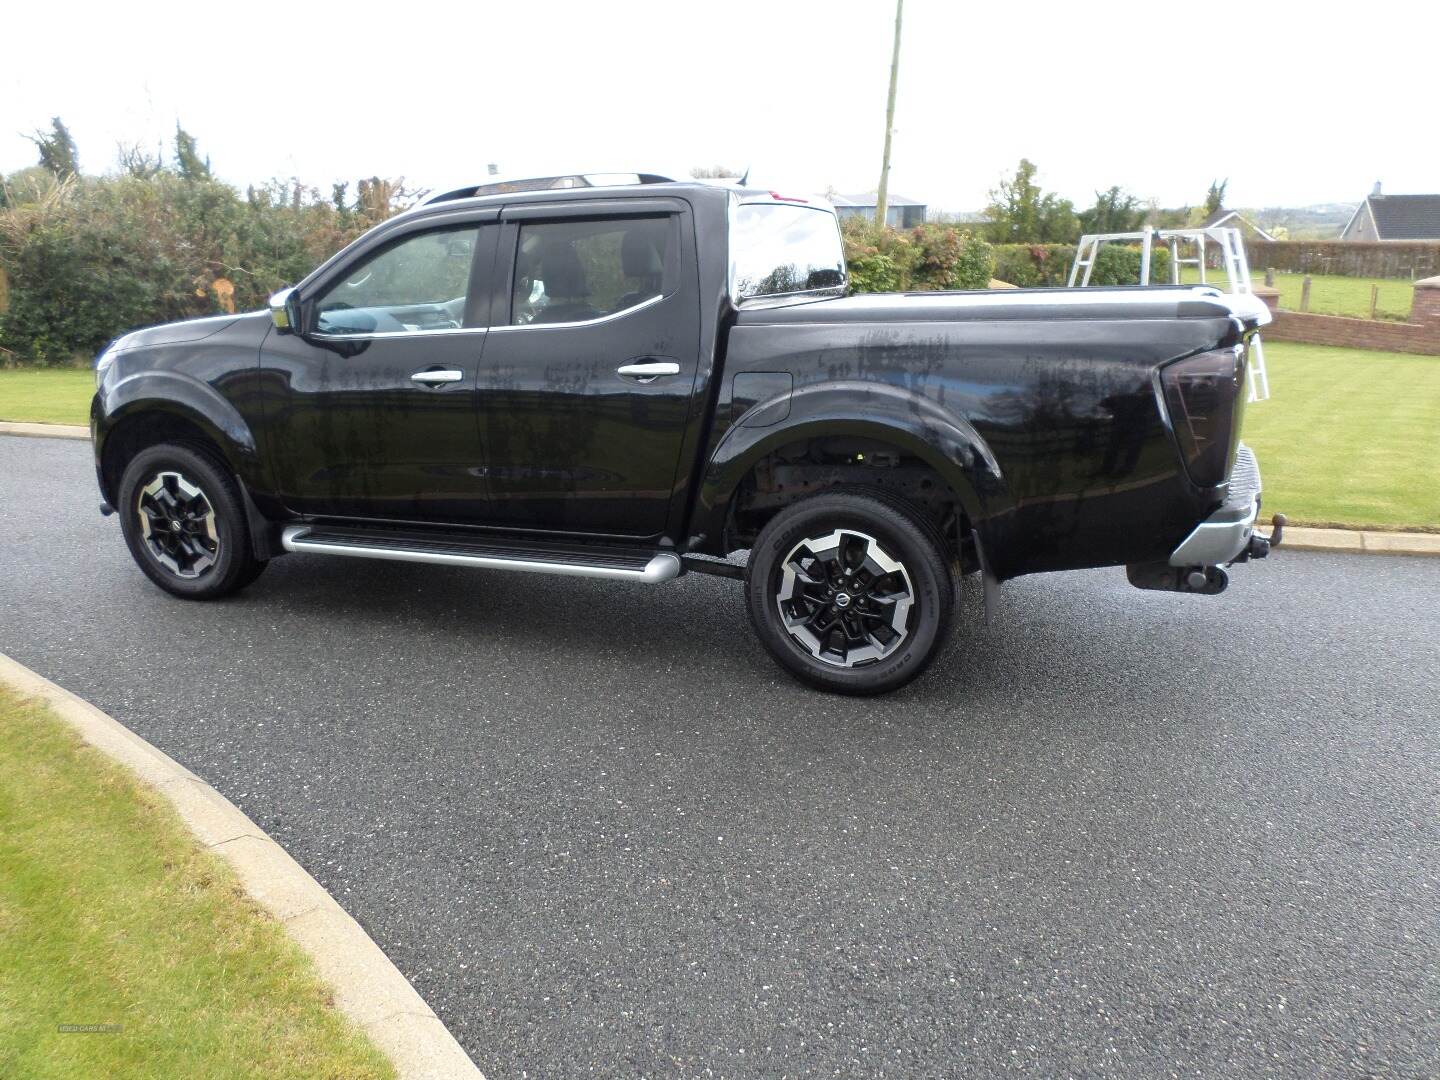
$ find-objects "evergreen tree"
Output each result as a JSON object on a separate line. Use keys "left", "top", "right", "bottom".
{"left": 174, "top": 124, "right": 212, "bottom": 181}
{"left": 1204, "top": 179, "right": 1228, "bottom": 217}
{"left": 29, "top": 117, "right": 79, "bottom": 177}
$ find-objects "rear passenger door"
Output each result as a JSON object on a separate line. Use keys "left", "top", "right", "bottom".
{"left": 475, "top": 198, "right": 701, "bottom": 538}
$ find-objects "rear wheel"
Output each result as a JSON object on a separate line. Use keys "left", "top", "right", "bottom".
{"left": 117, "top": 443, "right": 265, "bottom": 600}
{"left": 745, "top": 489, "right": 954, "bottom": 695}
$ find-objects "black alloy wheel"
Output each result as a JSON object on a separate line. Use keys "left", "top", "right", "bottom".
{"left": 746, "top": 489, "right": 954, "bottom": 695}
{"left": 775, "top": 528, "right": 915, "bottom": 668}
{"left": 135, "top": 470, "right": 221, "bottom": 578}
{"left": 116, "top": 443, "right": 266, "bottom": 600}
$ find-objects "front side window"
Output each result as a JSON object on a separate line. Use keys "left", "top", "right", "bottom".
{"left": 511, "top": 216, "right": 671, "bottom": 325}
{"left": 314, "top": 225, "right": 479, "bottom": 335}
{"left": 731, "top": 202, "right": 846, "bottom": 300}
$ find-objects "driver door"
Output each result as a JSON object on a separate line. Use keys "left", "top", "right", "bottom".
{"left": 258, "top": 213, "right": 499, "bottom": 523}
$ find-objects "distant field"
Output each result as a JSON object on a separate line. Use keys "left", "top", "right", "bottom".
{"left": 1179, "top": 267, "right": 1414, "bottom": 321}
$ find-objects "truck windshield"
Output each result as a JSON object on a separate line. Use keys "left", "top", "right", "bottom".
{"left": 731, "top": 202, "right": 846, "bottom": 300}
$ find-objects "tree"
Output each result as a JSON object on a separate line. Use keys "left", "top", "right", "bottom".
{"left": 689, "top": 165, "right": 740, "bottom": 179}
{"left": 27, "top": 117, "right": 79, "bottom": 177}
{"left": 983, "top": 159, "right": 1078, "bottom": 244}
{"left": 1204, "top": 179, "right": 1228, "bottom": 217}
{"left": 117, "top": 141, "right": 162, "bottom": 179}
{"left": 1078, "top": 186, "right": 1144, "bottom": 235}
{"left": 174, "top": 124, "right": 211, "bottom": 181}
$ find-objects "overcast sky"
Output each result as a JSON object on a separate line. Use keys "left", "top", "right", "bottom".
{"left": 3, "top": 0, "right": 1433, "bottom": 212}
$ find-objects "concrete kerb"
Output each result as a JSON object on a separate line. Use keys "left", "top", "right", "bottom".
{"left": 0, "top": 652, "right": 485, "bottom": 1080}
{"left": 0, "top": 421, "right": 89, "bottom": 440}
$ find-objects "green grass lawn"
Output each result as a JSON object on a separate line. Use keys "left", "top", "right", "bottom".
{"left": 0, "top": 367, "right": 94, "bottom": 426}
{"left": 1179, "top": 267, "right": 1414, "bottom": 321}
{"left": 3, "top": 343, "right": 1436, "bottom": 530}
{"left": 0, "top": 685, "right": 396, "bottom": 1080}
{"left": 1244, "top": 341, "right": 1439, "bottom": 530}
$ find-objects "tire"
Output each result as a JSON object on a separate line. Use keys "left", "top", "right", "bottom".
{"left": 745, "top": 488, "right": 955, "bottom": 695}
{"left": 116, "top": 443, "right": 265, "bottom": 600}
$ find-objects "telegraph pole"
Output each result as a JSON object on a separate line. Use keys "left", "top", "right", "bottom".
{"left": 874, "top": 0, "right": 904, "bottom": 227}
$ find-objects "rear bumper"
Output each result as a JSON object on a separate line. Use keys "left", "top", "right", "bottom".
{"left": 1169, "top": 443, "right": 1262, "bottom": 567}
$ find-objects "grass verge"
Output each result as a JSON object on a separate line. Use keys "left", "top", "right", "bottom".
{"left": 0, "top": 684, "right": 395, "bottom": 1080}
{"left": 0, "top": 368, "right": 94, "bottom": 426}
{"left": 1244, "top": 341, "right": 1439, "bottom": 531}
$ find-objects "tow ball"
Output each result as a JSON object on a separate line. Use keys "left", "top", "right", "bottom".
{"left": 1235, "top": 513, "right": 1287, "bottom": 564}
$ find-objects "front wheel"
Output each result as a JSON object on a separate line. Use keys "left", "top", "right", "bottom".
{"left": 117, "top": 443, "right": 266, "bottom": 600}
{"left": 745, "top": 490, "right": 955, "bottom": 695}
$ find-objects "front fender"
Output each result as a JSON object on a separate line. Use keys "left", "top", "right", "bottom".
{"left": 690, "top": 380, "right": 1006, "bottom": 548}
{"left": 95, "top": 370, "right": 260, "bottom": 495}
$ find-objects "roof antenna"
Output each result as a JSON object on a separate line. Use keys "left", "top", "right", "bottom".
{"left": 737, "top": 165, "right": 750, "bottom": 187}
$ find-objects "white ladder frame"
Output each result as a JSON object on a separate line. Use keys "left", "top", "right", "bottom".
{"left": 1069, "top": 225, "right": 1270, "bottom": 402}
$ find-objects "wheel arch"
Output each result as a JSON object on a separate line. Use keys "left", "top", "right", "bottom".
{"left": 95, "top": 372, "right": 259, "bottom": 506}
{"left": 689, "top": 381, "right": 1005, "bottom": 556}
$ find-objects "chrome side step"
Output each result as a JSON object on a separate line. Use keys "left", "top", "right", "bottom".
{"left": 281, "top": 526, "right": 682, "bottom": 583}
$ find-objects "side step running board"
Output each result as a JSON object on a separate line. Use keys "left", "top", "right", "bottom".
{"left": 281, "top": 526, "right": 682, "bottom": 584}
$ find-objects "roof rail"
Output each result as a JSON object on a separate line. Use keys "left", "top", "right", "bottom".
{"left": 424, "top": 172, "right": 676, "bottom": 205}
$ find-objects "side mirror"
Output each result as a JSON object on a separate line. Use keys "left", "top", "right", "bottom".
{"left": 269, "top": 287, "right": 301, "bottom": 333}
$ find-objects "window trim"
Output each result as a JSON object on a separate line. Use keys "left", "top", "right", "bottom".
{"left": 489, "top": 292, "right": 665, "bottom": 334}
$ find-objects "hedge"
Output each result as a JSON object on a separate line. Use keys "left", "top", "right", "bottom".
{"left": 1245, "top": 241, "right": 1440, "bottom": 280}
{"left": 843, "top": 220, "right": 994, "bottom": 293}
{"left": 991, "top": 243, "right": 1173, "bottom": 288}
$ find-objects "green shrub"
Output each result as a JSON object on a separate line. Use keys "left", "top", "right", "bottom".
{"left": 847, "top": 251, "right": 903, "bottom": 293}
{"left": 1088, "top": 243, "right": 1173, "bottom": 286}
{"left": 842, "top": 219, "right": 994, "bottom": 294}
{"left": 989, "top": 242, "right": 1174, "bottom": 288}
{"left": 991, "top": 244, "right": 1075, "bottom": 287}
{"left": 0, "top": 169, "right": 399, "bottom": 365}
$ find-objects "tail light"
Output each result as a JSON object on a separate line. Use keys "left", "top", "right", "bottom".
{"left": 1160, "top": 344, "right": 1246, "bottom": 488}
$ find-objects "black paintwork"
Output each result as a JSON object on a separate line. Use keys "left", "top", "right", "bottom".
{"left": 92, "top": 180, "right": 1261, "bottom": 582}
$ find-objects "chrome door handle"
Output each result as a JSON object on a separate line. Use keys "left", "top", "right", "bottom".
{"left": 617, "top": 361, "right": 680, "bottom": 382}
{"left": 411, "top": 369, "right": 464, "bottom": 385}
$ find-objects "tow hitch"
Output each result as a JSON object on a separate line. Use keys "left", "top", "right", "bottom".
{"left": 1235, "top": 513, "right": 1286, "bottom": 563}
{"left": 1127, "top": 513, "right": 1287, "bottom": 596}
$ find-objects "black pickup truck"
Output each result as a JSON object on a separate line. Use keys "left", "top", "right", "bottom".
{"left": 92, "top": 174, "right": 1277, "bottom": 694}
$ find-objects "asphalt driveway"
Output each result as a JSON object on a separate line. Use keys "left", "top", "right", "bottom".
{"left": 2, "top": 435, "right": 1437, "bottom": 1078}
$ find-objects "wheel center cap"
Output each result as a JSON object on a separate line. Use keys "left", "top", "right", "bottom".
{"left": 834, "top": 592, "right": 852, "bottom": 609}
{"left": 170, "top": 519, "right": 183, "bottom": 532}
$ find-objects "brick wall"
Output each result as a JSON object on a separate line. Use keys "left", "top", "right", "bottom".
{"left": 1413, "top": 280, "right": 1440, "bottom": 325}
{"left": 1256, "top": 278, "right": 1440, "bottom": 355}
{"left": 1264, "top": 312, "right": 1440, "bottom": 355}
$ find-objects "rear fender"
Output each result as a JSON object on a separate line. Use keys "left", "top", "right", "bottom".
{"left": 691, "top": 380, "right": 1005, "bottom": 549}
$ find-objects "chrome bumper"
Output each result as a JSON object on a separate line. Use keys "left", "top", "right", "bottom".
{"left": 1169, "top": 443, "right": 1262, "bottom": 568}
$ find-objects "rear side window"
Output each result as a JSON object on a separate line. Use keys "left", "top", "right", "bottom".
{"left": 511, "top": 217, "right": 671, "bottom": 325}
{"left": 731, "top": 203, "right": 846, "bottom": 300}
